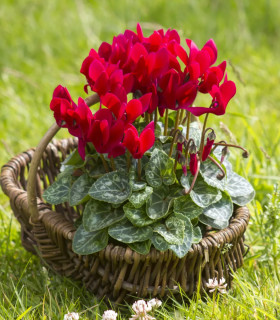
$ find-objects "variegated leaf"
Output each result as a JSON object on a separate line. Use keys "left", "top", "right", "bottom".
{"left": 203, "top": 192, "right": 233, "bottom": 221}
{"left": 43, "top": 173, "right": 72, "bottom": 205}
{"left": 69, "top": 173, "right": 93, "bottom": 206}
{"left": 154, "top": 216, "right": 185, "bottom": 245}
{"left": 200, "top": 158, "right": 226, "bottom": 191}
{"left": 123, "top": 203, "right": 154, "bottom": 227}
{"left": 72, "top": 224, "right": 108, "bottom": 255}
{"left": 146, "top": 185, "right": 174, "bottom": 219}
{"left": 151, "top": 233, "right": 169, "bottom": 251}
{"left": 145, "top": 148, "right": 176, "bottom": 187}
{"left": 128, "top": 240, "right": 151, "bottom": 255}
{"left": 61, "top": 148, "right": 85, "bottom": 168}
{"left": 169, "top": 217, "right": 193, "bottom": 258}
{"left": 199, "top": 214, "right": 229, "bottom": 230}
{"left": 225, "top": 171, "right": 255, "bottom": 206}
{"left": 83, "top": 199, "right": 124, "bottom": 232}
{"left": 181, "top": 121, "right": 201, "bottom": 148}
{"left": 192, "top": 226, "right": 202, "bottom": 244}
{"left": 108, "top": 219, "right": 153, "bottom": 243}
{"left": 89, "top": 171, "right": 131, "bottom": 204}
{"left": 129, "top": 168, "right": 147, "bottom": 191}
{"left": 129, "top": 186, "right": 153, "bottom": 208}
{"left": 174, "top": 195, "right": 203, "bottom": 220}
{"left": 181, "top": 173, "right": 222, "bottom": 208}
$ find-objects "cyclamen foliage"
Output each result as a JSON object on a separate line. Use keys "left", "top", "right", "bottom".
{"left": 45, "top": 24, "right": 254, "bottom": 258}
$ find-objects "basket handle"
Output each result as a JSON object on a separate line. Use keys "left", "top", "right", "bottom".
{"left": 27, "top": 93, "right": 99, "bottom": 223}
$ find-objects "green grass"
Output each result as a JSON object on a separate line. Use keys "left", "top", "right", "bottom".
{"left": 1, "top": 0, "right": 280, "bottom": 318}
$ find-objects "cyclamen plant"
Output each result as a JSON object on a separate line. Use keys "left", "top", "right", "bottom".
{"left": 44, "top": 24, "right": 255, "bottom": 258}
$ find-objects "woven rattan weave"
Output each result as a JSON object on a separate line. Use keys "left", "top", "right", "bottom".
{"left": 0, "top": 137, "right": 250, "bottom": 304}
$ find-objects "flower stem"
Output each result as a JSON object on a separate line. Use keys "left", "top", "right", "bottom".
{"left": 100, "top": 154, "right": 110, "bottom": 173}
{"left": 174, "top": 110, "right": 180, "bottom": 131}
{"left": 213, "top": 142, "right": 249, "bottom": 157}
{"left": 145, "top": 112, "right": 149, "bottom": 124}
{"left": 164, "top": 108, "right": 169, "bottom": 136}
{"left": 199, "top": 113, "right": 209, "bottom": 161}
{"left": 126, "top": 152, "right": 131, "bottom": 171}
{"left": 154, "top": 108, "right": 158, "bottom": 130}
{"left": 208, "top": 155, "right": 226, "bottom": 180}
{"left": 110, "top": 157, "right": 116, "bottom": 171}
{"left": 137, "top": 159, "right": 142, "bottom": 181}
{"left": 186, "top": 111, "right": 191, "bottom": 141}
{"left": 183, "top": 160, "right": 200, "bottom": 195}
{"left": 169, "top": 129, "right": 180, "bottom": 157}
{"left": 179, "top": 109, "right": 185, "bottom": 125}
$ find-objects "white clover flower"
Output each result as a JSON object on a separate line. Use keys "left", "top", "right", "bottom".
{"left": 148, "top": 298, "right": 162, "bottom": 309}
{"left": 129, "top": 300, "right": 155, "bottom": 320}
{"left": 63, "top": 312, "right": 79, "bottom": 320}
{"left": 102, "top": 309, "right": 118, "bottom": 320}
{"left": 206, "top": 277, "right": 227, "bottom": 294}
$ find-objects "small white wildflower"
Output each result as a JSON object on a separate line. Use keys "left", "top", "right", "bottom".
{"left": 129, "top": 300, "right": 155, "bottom": 320}
{"left": 206, "top": 277, "right": 227, "bottom": 294}
{"left": 63, "top": 312, "right": 79, "bottom": 320}
{"left": 148, "top": 298, "right": 162, "bottom": 309}
{"left": 102, "top": 309, "right": 118, "bottom": 320}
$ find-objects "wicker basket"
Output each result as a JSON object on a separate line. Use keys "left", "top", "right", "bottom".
{"left": 0, "top": 126, "right": 250, "bottom": 304}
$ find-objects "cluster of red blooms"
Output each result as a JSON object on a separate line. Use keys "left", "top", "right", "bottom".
{"left": 50, "top": 24, "right": 236, "bottom": 174}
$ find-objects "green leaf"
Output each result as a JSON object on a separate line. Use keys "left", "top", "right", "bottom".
{"left": 129, "top": 169, "right": 147, "bottom": 191}
{"left": 192, "top": 226, "right": 202, "bottom": 244}
{"left": 159, "top": 135, "right": 173, "bottom": 143}
{"left": 151, "top": 233, "right": 169, "bottom": 251}
{"left": 154, "top": 216, "right": 185, "bottom": 245}
{"left": 225, "top": 171, "right": 255, "bottom": 206}
{"left": 202, "top": 192, "right": 233, "bottom": 222}
{"left": 89, "top": 171, "right": 131, "bottom": 204}
{"left": 129, "top": 186, "right": 153, "bottom": 208}
{"left": 200, "top": 158, "right": 226, "bottom": 191}
{"left": 108, "top": 219, "right": 153, "bottom": 243}
{"left": 174, "top": 195, "right": 203, "bottom": 220}
{"left": 69, "top": 173, "right": 93, "bottom": 206}
{"left": 113, "top": 153, "right": 128, "bottom": 171}
{"left": 145, "top": 148, "right": 176, "bottom": 187}
{"left": 181, "top": 173, "right": 222, "bottom": 208}
{"left": 83, "top": 199, "right": 125, "bottom": 232}
{"left": 72, "top": 224, "right": 108, "bottom": 255}
{"left": 123, "top": 203, "right": 154, "bottom": 227}
{"left": 128, "top": 240, "right": 151, "bottom": 255}
{"left": 181, "top": 121, "right": 201, "bottom": 148}
{"left": 62, "top": 149, "right": 84, "bottom": 168}
{"left": 43, "top": 173, "right": 72, "bottom": 205}
{"left": 146, "top": 185, "right": 174, "bottom": 219}
{"left": 169, "top": 218, "right": 193, "bottom": 258}
{"left": 199, "top": 214, "right": 228, "bottom": 230}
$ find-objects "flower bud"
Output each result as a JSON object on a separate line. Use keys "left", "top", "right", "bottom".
{"left": 189, "top": 152, "right": 198, "bottom": 176}
{"left": 220, "top": 146, "right": 228, "bottom": 164}
{"left": 242, "top": 150, "right": 249, "bottom": 158}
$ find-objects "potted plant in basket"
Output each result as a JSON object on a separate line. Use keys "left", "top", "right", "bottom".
{"left": 43, "top": 23, "right": 254, "bottom": 281}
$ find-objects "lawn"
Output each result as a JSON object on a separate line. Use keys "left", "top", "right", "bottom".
{"left": 0, "top": 0, "right": 280, "bottom": 318}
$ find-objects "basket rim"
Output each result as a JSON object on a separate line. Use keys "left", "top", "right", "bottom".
{"left": 0, "top": 138, "right": 250, "bottom": 261}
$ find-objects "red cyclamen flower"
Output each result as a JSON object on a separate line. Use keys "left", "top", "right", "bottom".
{"left": 202, "top": 136, "right": 215, "bottom": 161}
{"left": 88, "top": 109, "right": 125, "bottom": 157}
{"left": 123, "top": 122, "right": 155, "bottom": 159}
{"left": 189, "top": 152, "right": 198, "bottom": 176}
{"left": 50, "top": 85, "right": 77, "bottom": 128}
{"left": 185, "top": 76, "right": 236, "bottom": 116}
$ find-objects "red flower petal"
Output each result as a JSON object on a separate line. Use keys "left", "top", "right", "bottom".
{"left": 126, "top": 99, "right": 142, "bottom": 123}
{"left": 98, "top": 42, "right": 112, "bottom": 61}
{"left": 88, "top": 59, "right": 105, "bottom": 82}
{"left": 123, "top": 126, "right": 139, "bottom": 155}
{"left": 202, "top": 39, "right": 217, "bottom": 65}
{"left": 139, "top": 93, "right": 152, "bottom": 113}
